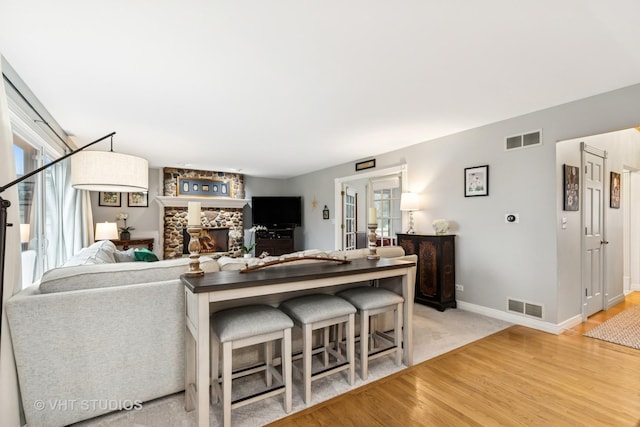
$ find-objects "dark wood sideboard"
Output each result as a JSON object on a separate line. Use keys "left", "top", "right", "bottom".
{"left": 110, "top": 238, "right": 154, "bottom": 251}
{"left": 255, "top": 228, "right": 295, "bottom": 256}
{"left": 397, "top": 233, "right": 456, "bottom": 311}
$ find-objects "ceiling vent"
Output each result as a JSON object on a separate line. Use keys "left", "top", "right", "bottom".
{"left": 507, "top": 298, "right": 544, "bottom": 319}
{"left": 505, "top": 129, "right": 542, "bottom": 151}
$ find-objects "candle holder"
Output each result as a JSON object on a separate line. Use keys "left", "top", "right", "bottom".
{"left": 184, "top": 226, "right": 204, "bottom": 277}
{"left": 367, "top": 222, "right": 380, "bottom": 260}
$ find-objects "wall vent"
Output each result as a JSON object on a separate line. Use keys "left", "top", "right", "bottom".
{"left": 505, "top": 130, "right": 542, "bottom": 151}
{"left": 507, "top": 298, "right": 544, "bottom": 319}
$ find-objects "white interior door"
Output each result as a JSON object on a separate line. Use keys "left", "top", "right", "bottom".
{"left": 582, "top": 145, "right": 606, "bottom": 318}
{"left": 623, "top": 169, "right": 640, "bottom": 294}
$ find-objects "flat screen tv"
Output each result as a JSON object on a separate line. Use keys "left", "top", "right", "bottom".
{"left": 252, "top": 196, "right": 302, "bottom": 228}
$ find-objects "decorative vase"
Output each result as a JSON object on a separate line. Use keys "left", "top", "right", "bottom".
{"left": 120, "top": 231, "right": 131, "bottom": 240}
{"left": 243, "top": 253, "right": 252, "bottom": 259}
{"left": 432, "top": 219, "right": 449, "bottom": 236}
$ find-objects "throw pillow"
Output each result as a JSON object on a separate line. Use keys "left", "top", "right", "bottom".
{"left": 114, "top": 248, "right": 136, "bottom": 262}
{"left": 134, "top": 248, "right": 159, "bottom": 262}
{"left": 62, "top": 240, "right": 117, "bottom": 266}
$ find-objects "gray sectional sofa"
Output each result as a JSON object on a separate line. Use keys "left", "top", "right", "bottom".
{"left": 6, "top": 241, "right": 414, "bottom": 426}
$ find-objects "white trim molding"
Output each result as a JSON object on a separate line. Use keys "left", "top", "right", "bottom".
{"left": 154, "top": 196, "right": 249, "bottom": 209}
{"left": 457, "top": 300, "right": 582, "bottom": 335}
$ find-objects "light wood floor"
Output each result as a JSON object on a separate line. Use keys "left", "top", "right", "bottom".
{"left": 268, "top": 292, "right": 640, "bottom": 427}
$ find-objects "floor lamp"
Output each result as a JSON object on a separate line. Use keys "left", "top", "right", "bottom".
{"left": 0, "top": 131, "right": 148, "bottom": 354}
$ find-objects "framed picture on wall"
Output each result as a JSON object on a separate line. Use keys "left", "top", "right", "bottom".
{"left": 610, "top": 171, "right": 621, "bottom": 209}
{"left": 98, "top": 192, "right": 121, "bottom": 207}
{"left": 464, "top": 165, "right": 489, "bottom": 197}
{"left": 563, "top": 164, "right": 579, "bottom": 211}
{"left": 128, "top": 192, "right": 148, "bottom": 207}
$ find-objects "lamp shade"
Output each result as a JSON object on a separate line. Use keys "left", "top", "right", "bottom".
{"left": 95, "top": 222, "right": 119, "bottom": 240}
{"left": 71, "top": 151, "right": 148, "bottom": 192}
{"left": 400, "top": 192, "right": 421, "bottom": 211}
{"left": 20, "top": 223, "right": 30, "bottom": 243}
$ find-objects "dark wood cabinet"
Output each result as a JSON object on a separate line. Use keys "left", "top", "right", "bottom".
{"left": 396, "top": 233, "right": 456, "bottom": 311}
{"left": 255, "top": 228, "right": 295, "bottom": 256}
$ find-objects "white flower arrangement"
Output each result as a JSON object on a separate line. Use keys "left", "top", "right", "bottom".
{"left": 432, "top": 219, "right": 449, "bottom": 235}
{"left": 242, "top": 225, "right": 268, "bottom": 254}
{"left": 116, "top": 212, "right": 134, "bottom": 233}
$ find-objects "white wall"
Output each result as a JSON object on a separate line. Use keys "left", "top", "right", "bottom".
{"left": 91, "top": 167, "right": 163, "bottom": 256}
{"left": 288, "top": 83, "right": 640, "bottom": 326}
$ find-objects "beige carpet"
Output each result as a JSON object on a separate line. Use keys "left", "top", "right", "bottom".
{"left": 584, "top": 304, "right": 640, "bottom": 350}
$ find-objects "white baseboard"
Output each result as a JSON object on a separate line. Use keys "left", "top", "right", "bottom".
{"left": 456, "top": 300, "right": 582, "bottom": 335}
{"left": 608, "top": 293, "right": 625, "bottom": 307}
{"left": 631, "top": 283, "right": 640, "bottom": 292}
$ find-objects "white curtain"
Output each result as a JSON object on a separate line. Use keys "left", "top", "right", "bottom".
{"left": 0, "top": 59, "right": 25, "bottom": 426}
{"left": 46, "top": 160, "right": 94, "bottom": 269}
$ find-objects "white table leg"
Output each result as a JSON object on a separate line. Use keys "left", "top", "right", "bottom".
{"left": 195, "top": 293, "right": 210, "bottom": 427}
{"left": 402, "top": 267, "right": 415, "bottom": 366}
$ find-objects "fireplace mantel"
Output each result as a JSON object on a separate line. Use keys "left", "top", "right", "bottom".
{"left": 154, "top": 196, "right": 250, "bottom": 209}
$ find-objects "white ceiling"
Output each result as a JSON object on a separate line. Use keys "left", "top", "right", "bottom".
{"left": 2, "top": 1, "right": 640, "bottom": 178}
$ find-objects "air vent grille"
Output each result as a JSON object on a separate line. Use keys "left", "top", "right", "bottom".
{"left": 508, "top": 299, "right": 524, "bottom": 313}
{"left": 507, "top": 298, "right": 544, "bottom": 319}
{"left": 525, "top": 303, "right": 543, "bottom": 319}
{"left": 505, "top": 130, "right": 542, "bottom": 151}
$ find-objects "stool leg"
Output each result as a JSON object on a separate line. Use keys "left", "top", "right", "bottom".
{"left": 222, "top": 342, "right": 232, "bottom": 427}
{"left": 303, "top": 323, "right": 313, "bottom": 404}
{"left": 265, "top": 341, "right": 273, "bottom": 387}
{"left": 370, "top": 315, "right": 377, "bottom": 350}
{"left": 395, "top": 302, "right": 403, "bottom": 366}
{"left": 360, "top": 309, "right": 369, "bottom": 381}
{"left": 282, "top": 329, "right": 293, "bottom": 413}
{"left": 323, "top": 326, "right": 330, "bottom": 368}
{"left": 347, "top": 313, "right": 355, "bottom": 385}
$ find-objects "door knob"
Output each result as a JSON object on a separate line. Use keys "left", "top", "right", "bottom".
{"left": 601, "top": 240, "right": 609, "bottom": 245}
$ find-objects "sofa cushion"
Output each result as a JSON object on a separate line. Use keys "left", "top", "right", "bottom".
{"left": 39, "top": 256, "right": 219, "bottom": 293}
{"left": 62, "top": 240, "right": 117, "bottom": 266}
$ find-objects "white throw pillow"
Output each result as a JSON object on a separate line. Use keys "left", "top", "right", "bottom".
{"left": 62, "top": 240, "right": 117, "bottom": 266}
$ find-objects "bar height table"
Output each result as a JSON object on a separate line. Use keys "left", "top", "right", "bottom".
{"left": 181, "top": 257, "right": 416, "bottom": 427}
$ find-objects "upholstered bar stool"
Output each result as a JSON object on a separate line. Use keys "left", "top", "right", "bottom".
{"left": 337, "top": 287, "right": 404, "bottom": 380}
{"left": 279, "top": 293, "right": 356, "bottom": 404}
{"left": 210, "top": 304, "right": 293, "bottom": 427}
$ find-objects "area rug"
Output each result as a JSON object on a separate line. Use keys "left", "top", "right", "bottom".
{"left": 584, "top": 304, "right": 640, "bottom": 350}
{"left": 73, "top": 306, "right": 511, "bottom": 427}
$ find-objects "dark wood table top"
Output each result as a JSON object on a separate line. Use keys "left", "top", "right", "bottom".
{"left": 181, "top": 257, "right": 416, "bottom": 294}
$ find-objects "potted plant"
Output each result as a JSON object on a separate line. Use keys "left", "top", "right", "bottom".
{"left": 241, "top": 225, "right": 267, "bottom": 258}
{"left": 116, "top": 212, "right": 135, "bottom": 240}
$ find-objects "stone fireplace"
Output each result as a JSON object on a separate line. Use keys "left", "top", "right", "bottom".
{"left": 156, "top": 168, "right": 250, "bottom": 259}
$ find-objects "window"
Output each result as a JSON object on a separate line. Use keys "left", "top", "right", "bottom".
{"left": 371, "top": 176, "right": 401, "bottom": 246}
{"left": 11, "top": 120, "right": 64, "bottom": 285}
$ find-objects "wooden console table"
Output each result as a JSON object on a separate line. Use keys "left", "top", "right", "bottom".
{"left": 181, "top": 257, "right": 416, "bottom": 427}
{"left": 110, "top": 238, "right": 154, "bottom": 251}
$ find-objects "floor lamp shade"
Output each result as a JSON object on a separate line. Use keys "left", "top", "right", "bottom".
{"left": 95, "top": 222, "right": 118, "bottom": 240}
{"left": 71, "top": 151, "right": 149, "bottom": 192}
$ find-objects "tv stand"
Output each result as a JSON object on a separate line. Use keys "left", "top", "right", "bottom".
{"left": 255, "top": 228, "right": 294, "bottom": 256}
